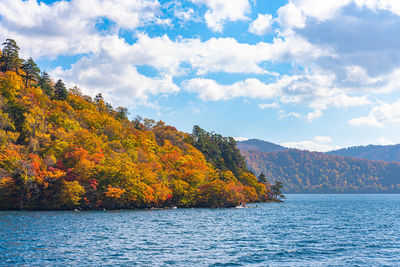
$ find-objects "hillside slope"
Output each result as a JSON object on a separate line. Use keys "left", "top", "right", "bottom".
{"left": 238, "top": 138, "right": 400, "bottom": 163}
{"left": 237, "top": 139, "right": 287, "bottom": 153}
{"left": 242, "top": 149, "right": 400, "bottom": 193}
{"left": 0, "top": 40, "right": 272, "bottom": 210}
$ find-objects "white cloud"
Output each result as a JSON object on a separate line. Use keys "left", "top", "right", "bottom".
{"left": 164, "top": 0, "right": 199, "bottom": 23}
{"left": 306, "top": 109, "right": 323, "bottom": 121}
{"left": 313, "top": 136, "right": 332, "bottom": 143}
{"left": 349, "top": 115, "right": 383, "bottom": 128}
{"left": 277, "top": 0, "right": 400, "bottom": 83}
{"left": 295, "top": 0, "right": 351, "bottom": 22}
{"left": 282, "top": 135, "right": 340, "bottom": 152}
{"left": 0, "top": 0, "right": 162, "bottom": 58}
{"left": 183, "top": 78, "right": 281, "bottom": 101}
{"left": 376, "top": 137, "right": 396, "bottom": 145}
{"left": 45, "top": 32, "right": 328, "bottom": 107}
{"left": 2, "top": 0, "right": 400, "bottom": 121}
{"left": 278, "top": 110, "right": 301, "bottom": 119}
{"left": 259, "top": 103, "right": 304, "bottom": 120}
{"left": 50, "top": 33, "right": 327, "bottom": 105}
{"left": 276, "top": 2, "right": 307, "bottom": 29}
{"left": 51, "top": 37, "right": 180, "bottom": 107}
{"left": 174, "top": 7, "right": 196, "bottom": 22}
{"left": 182, "top": 69, "right": 369, "bottom": 120}
{"left": 259, "top": 102, "right": 280, "bottom": 109}
{"left": 190, "top": 0, "right": 251, "bottom": 32}
{"left": 349, "top": 101, "right": 400, "bottom": 128}
{"left": 265, "top": 0, "right": 400, "bottom": 122}
{"left": 183, "top": 37, "right": 276, "bottom": 75}
{"left": 92, "top": 34, "right": 326, "bottom": 77}
{"left": 277, "top": 0, "right": 353, "bottom": 30}
{"left": 234, "top": 137, "right": 249, "bottom": 142}
{"left": 354, "top": 0, "right": 400, "bottom": 16}
{"left": 344, "top": 65, "right": 382, "bottom": 84}
{"left": 249, "top": 13, "right": 273, "bottom": 36}
{"left": 1, "top": 0, "right": 343, "bottom": 111}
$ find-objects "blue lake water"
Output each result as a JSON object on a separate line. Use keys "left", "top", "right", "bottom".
{"left": 1, "top": 194, "right": 400, "bottom": 266}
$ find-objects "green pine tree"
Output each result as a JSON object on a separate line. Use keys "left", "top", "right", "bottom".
{"left": 258, "top": 172, "right": 267, "bottom": 184}
{"left": 22, "top": 57, "right": 40, "bottom": 86}
{"left": 38, "top": 72, "right": 53, "bottom": 96}
{"left": 0, "top": 39, "right": 22, "bottom": 72}
{"left": 54, "top": 79, "right": 68, "bottom": 100}
{"left": 271, "top": 181, "right": 285, "bottom": 201}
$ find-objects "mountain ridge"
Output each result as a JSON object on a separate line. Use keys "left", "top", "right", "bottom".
{"left": 237, "top": 139, "right": 288, "bottom": 153}
{"left": 238, "top": 139, "right": 400, "bottom": 193}
{"left": 242, "top": 149, "right": 400, "bottom": 193}
{"left": 327, "top": 144, "right": 400, "bottom": 162}
{"left": 238, "top": 138, "right": 400, "bottom": 162}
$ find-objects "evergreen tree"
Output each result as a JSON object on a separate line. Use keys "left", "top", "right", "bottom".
{"left": 38, "top": 72, "right": 53, "bottom": 96}
{"left": 271, "top": 181, "right": 285, "bottom": 201}
{"left": 191, "top": 125, "right": 248, "bottom": 177}
{"left": 258, "top": 172, "right": 267, "bottom": 184}
{"left": 54, "top": 79, "right": 68, "bottom": 100}
{"left": 22, "top": 57, "right": 40, "bottom": 86}
{"left": 0, "top": 39, "right": 22, "bottom": 72}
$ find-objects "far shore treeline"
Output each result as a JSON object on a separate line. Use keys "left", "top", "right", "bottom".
{"left": 238, "top": 139, "right": 400, "bottom": 193}
{"left": 0, "top": 39, "right": 284, "bottom": 210}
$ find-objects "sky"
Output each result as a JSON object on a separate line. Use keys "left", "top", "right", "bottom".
{"left": 1, "top": 0, "right": 400, "bottom": 151}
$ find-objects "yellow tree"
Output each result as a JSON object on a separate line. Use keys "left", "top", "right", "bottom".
{"left": 60, "top": 181, "right": 85, "bottom": 208}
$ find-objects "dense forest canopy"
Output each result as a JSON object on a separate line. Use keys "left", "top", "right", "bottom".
{"left": 191, "top": 125, "right": 248, "bottom": 178}
{"left": 242, "top": 149, "right": 400, "bottom": 193}
{"left": 0, "top": 39, "right": 277, "bottom": 210}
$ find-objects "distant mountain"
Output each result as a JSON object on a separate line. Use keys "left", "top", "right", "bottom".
{"left": 237, "top": 139, "right": 400, "bottom": 193}
{"left": 237, "top": 139, "right": 287, "bottom": 153}
{"left": 238, "top": 138, "right": 400, "bottom": 162}
{"left": 328, "top": 144, "right": 400, "bottom": 162}
{"left": 242, "top": 149, "right": 400, "bottom": 193}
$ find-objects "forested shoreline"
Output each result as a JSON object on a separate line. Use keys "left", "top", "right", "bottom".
{"left": 0, "top": 39, "right": 285, "bottom": 210}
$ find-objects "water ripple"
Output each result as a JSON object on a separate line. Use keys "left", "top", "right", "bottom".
{"left": 1, "top": 194, "right": 400, "bottom": 266}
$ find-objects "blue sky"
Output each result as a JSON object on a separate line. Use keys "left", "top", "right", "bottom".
{"left": 1, "top": 0, "right": 400, "bottom": 151}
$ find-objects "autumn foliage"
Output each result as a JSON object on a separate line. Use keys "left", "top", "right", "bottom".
{"left": 0, "top": 40, "right": 272, "bottom": 210}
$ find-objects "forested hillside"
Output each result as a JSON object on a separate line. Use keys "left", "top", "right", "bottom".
{"left": 237, "top": 139, "right": 287, "bottom": 153}
{"left": 242, "top": 150, "right": 400, "bottom": 193}
{"left": 192, "top": 126, "right": 249, "bottom": 178}
{"left": 0, "top": 39, "right": 273, "bottom": 210}
{"left": 238, "top": 138, "right": 400, "bottom": 162}
{"left": 328, "top": 144, "right": 400, "bottom": 162}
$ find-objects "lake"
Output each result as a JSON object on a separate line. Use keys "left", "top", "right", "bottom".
{"left": 1, "top": 194, "right": 400, "bottom": 266}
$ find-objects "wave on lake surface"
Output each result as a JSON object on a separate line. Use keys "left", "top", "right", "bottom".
{"left": 1, "top": 194, "right": 400, "bottom": 266}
